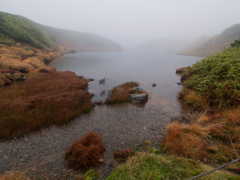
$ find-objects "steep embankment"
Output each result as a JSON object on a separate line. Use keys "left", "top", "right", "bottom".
{"left": 180, "top": 23, "right": 240, "bottom": 56}
{"left": 0, "top": 11, "right": 122, "bottom": 85}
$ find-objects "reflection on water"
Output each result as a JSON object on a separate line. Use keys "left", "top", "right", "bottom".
{"left": 50, "top": 51, "right": 202, "bottom": 111}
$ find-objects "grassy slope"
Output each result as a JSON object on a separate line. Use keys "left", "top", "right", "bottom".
{"left": 106, "top": 152, "right": 239, "bottom": 180}
{"left": 180, "top": 46, "right": 240, "bottom": 108}
{"left": 180, "top": 23, "right": 240, "bottom": 56}
{"left": 161, "top": 46, "right": 240, "bottom": 174}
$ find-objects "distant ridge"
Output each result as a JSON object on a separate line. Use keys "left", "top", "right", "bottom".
{"left": 0, "top": 11, "right": 122, "bottom": 51}
{"left": 180, "top": 23, "right": 240, "bottom": 56}
{"left": 131, "top": 38, "right": 196, "bottom": 53}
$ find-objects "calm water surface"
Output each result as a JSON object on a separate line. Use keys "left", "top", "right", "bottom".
{"left": 50, "top": 51, "right": 202, "bottom": 104}
{"left": 0, "top": 52, "right": 203, "bottom": 179}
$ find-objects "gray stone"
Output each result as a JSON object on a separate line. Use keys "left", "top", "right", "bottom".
{"left": 128, "top": 94, "right": 148, "bottom": 104}
{"left": 132, "top": 87, "right": 143, "bottom": 92}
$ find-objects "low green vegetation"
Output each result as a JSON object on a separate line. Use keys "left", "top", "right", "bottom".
{"left": 181, "top": 46, "right": 240, "bottom": 108}
{"left": 84, "top": 169, "right": 98, "bottom": 180}
{"left": 106, "top": 152, "right": 239, "bottom": 180}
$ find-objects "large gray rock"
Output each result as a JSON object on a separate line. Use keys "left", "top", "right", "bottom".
{"left": 128, "top": 94, "right": 148, "bottom": 104}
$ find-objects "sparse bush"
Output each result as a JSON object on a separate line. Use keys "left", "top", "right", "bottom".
{"left": 65, "top": 132, "right": 105, "bottom": 170}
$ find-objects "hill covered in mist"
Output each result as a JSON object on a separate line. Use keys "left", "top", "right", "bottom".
{"left": 0, "top": 11, "right": 122, "bottom": 51}
{"left": 180, "top": 23, "right": 240, "bottom": 56}
{"left": 0, "top": 11, "right": 122, "bottom": 86}
{"left": 130, "top": 39, "right": 196, "bottom": 53}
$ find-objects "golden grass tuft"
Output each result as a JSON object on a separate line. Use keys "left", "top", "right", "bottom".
{"left": 162, "top": 122, "right": 208, "bottom": 160}
{"left": 162, "top": 106, "right": 240, "bottom": 165}
{"left": 105, "top": 81, "right": 139, "bottom": 104}
{"left": 0, "top": 71, "right": 93, "bottom": 139}
{"left": 178, "top": 87, "right": 208, "bottom": 109}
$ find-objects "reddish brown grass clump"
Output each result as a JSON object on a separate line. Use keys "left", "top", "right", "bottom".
{"left": 105, "top": 81, "right": 139, "bottom": 104}
{"left": 114, "top": 148, "right": 134, "bottom": 159}
{"left": 65, "top": 132, "right": 105, "bottom": 170}
{"left": 0, "top": 71, "right": 93, "bottom": 139}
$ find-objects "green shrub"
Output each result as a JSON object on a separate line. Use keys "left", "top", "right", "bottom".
{"left": 181, "top": 47, "right": 240, "bottom": 108}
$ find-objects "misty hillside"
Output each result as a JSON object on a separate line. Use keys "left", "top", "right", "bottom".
{"left": 0, "top": 11, "right": 122, "bottom": 51}
{"left": 131, "top": 39, "right": 196, "bottom": 53}
{"left": 180, "top": 23, "right": 240, "bottom": 56}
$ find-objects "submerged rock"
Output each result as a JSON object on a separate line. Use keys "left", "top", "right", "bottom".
{"left": 87, "top": 78, "right": 94, "bottom": 82}
{"left": 69, "top": 49, "right": 76, "bottom": 53}
{"left": 152, "top": 83, "right": 157, "bottom": 87}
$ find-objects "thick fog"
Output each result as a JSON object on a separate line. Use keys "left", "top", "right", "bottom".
{"left": 1, "top": 0, "right": 240, "bottom": 47}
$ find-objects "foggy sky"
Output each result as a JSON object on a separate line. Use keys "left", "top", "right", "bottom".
{"left": 1, "top": 0, "right": 240, "bottom": 47}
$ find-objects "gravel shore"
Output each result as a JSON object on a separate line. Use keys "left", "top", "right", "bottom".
{"left": 0, "top": 92, "right": 185, "bottom": 179}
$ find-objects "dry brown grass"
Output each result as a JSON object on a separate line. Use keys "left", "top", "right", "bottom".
{"left": 162, "top": 107, "right": 240, "bottom": 166}
{"left": 0, "top": 43, "right": 70, "bottom": 86}
{"left": 178, "top": 87, "right": 208, "bottom": 110}
{"left": 0, "top": 71, "right": 93, "bottom": 139}
{"left": 105, "top": 82, "right": 139, "bottom": 104}
{"left": 0, "top": 171, "right": 30, "bottom": 180}
{"left": 65, "top": 131, "right": 105, "bottom": 170}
